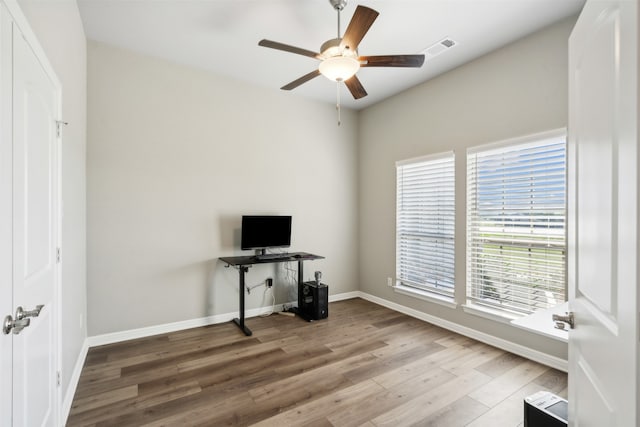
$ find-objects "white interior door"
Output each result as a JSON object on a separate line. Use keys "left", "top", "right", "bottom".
{"left": 568, "top": 0, "right": 638, "bottom": 425}
{"left": 0, "top": 3, "right": 14, "bottom": 426}
{"left": 1, "top": 10, "right": 59, "bottom": 426}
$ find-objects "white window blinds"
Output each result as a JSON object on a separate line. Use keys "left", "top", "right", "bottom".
{"left": 466, "top": 132, "right": 566, "bottom": 315}
{"left": 396, "top": 152, "right": 455, "bottom": 298}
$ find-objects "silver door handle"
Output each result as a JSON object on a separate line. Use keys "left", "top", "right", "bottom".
{"left": 15, "top": 304, "right": 44, "bottom": 320}
{"left": 552, "top": 311, "right": 575, "bottom": 329}
{"left": 2, "top": 304, "right": 43, "bottom": 335}
{"left": 2, "top": 315, "right": 30, "bottom": 335}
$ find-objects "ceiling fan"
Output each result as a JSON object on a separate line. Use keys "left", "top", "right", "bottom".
{"left": 258, "top": 0, "right": 425, "bottom": 101}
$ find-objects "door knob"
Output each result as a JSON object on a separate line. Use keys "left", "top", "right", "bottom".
{"left": 552, "top": 311, "right": 575, "bottom": 329}
{"left": 15, "top": 304, "right": 44, "bottom": 320}
{"left": 2, "top": 304, "right": 43, "bottom": 335}
{"left": 2, "top": 315, "right": 30, "bottom": 335}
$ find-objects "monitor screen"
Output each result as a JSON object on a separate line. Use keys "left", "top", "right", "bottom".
{"left": 241, "top": 215, "right": 292, "bottom": 250}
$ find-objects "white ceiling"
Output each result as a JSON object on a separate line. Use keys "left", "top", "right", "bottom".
{"left": 78, "top": 0, "right": 585, "bottom": 110}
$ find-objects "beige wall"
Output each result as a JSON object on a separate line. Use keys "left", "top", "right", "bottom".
{"left": 358, "top": 16, "right": 577, "bottom": 360}
{"left": 18, "top": 0, "right": 87, "bottom": 397}
{"left": 87, "top": 41, "right": 359, "bottom": 335}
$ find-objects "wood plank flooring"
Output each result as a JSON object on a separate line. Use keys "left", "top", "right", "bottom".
{"left": 67, "top": 298, "right": 567, "bottom": 426}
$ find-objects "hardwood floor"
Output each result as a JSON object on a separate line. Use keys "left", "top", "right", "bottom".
{"left": 67, "top": 298, "right": 567, "bottom": 426}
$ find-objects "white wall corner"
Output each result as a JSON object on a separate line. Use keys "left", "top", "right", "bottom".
{"left": 60, "top": 338, "right": 89, "bottom": 425}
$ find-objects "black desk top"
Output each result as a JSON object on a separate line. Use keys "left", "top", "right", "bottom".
{"left": 219, "top": 252, "right": 324, "bottom": 266}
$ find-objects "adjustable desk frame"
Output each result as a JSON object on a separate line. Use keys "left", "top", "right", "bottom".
{"left": 219, "top": 252, "right": 324, "bottom": 336}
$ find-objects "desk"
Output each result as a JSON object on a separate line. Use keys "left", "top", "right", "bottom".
{"left": 219, "top": 252, "right": 324, "bottom": 336}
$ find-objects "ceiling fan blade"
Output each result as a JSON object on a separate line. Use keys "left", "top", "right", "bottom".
{"left": 344, "top": 75, "right": 368, "bottom": 99}
{"left": 259, "top": 39, "right": 321, "bottom": 60}
{"left": 341, "top": 6, "right": 379, "bottom": 51}
{"left": 360, "top": 55, "right": 426, "bottom": 68}
{"left": 281, "top": 70, "right": 322, "bottom": 91}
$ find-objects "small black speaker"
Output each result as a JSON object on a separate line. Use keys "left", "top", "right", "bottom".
{"left": 298, "top": 281, "right": 328, "bottom": 320}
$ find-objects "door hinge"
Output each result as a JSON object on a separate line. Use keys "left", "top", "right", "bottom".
{"left": 56, "top": 247, "right": 61, "bottom": 263}
{"left": 55, "top": 120, "right": 68, "bottom": 138}
{"left": 56, "top": 371, "right": 61, "bottom": 387}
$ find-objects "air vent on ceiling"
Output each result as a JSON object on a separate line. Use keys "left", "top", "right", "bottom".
{"left": 423, "top": 37, "right": 457, "bottom": 60}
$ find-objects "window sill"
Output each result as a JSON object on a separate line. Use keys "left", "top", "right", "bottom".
{"left": 462, "top": 303, "right": 519, "bottom": 324}
{"left": 510, "top": 302, "right": 569, "bottom": 343}
{"left": 393, "top": 284, "right": 457, "bottom": 309}
{"left": 463, "top": 302, "right": 569, "bottom": 343}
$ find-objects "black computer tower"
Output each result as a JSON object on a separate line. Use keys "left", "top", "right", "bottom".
{"left": 298, "top": 281, "right": 328, "bottom": 320}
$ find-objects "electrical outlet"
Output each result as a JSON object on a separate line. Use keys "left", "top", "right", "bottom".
{"left": 387, "top": 277, "right": 393, "bottom": 287}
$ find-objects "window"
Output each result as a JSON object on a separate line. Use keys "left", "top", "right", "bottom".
{"left": 396, "top": 152, "right": 455, "bottom": 299}
{"left": 466, "top": 131, "right": 566, "bottom": 316}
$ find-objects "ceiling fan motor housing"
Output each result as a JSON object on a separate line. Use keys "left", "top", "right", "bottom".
{"left": 320, "top": 38, "right": 355, "bottom": 57}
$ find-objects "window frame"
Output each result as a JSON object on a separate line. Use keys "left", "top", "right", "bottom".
{"left": 396, "top": 151, "right": 456, "bottom": 302}
{"left": 465, "top": 129, "right": 567, "bottom": 317}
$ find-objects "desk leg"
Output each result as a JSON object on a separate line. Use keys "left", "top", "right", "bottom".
{"left": 295, "top": 260, "right": 313, "bottom": 322}
{"left": 232, "top": 266, "right": 252, "bottom": 336}
{"left": 297, "top": 260, "right": 303, "bottom": 311}
{"left": 298, "top": 260, "right": 303, "bottom": 287}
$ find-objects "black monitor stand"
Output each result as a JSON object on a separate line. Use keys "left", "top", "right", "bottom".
{"left": 219, "top": 252, "right": 324, "bottom": 336}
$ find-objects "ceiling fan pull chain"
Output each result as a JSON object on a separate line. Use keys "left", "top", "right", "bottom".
{"left": 336, "top": 82, "right": 341, "bottom": 126}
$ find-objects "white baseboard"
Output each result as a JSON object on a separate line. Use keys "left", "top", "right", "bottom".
{"left": 88, "top": 304, "right": 277, "bottom": 347}
{"left": 60, "top": 338, "right": 89, "bottom": 425}
{"left": 87, "top": 291, "right": 359, "bottom": 347}
{"left": 85, "top": 289, "right": 565, "bottom": 370}
{"left": 329, "top": 291, "right": 360, "bottom": 302}
{"left": 63, "top": 290, "right": 567, "bottom": 426}
{"left": 357, "top": 291, "right": 568, "bottom": 372}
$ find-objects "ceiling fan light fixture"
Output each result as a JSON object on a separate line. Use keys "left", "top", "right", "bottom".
{"left": 259, "top": 4, "right": 423, "bottom": 104}
{"left": 319, "top": 55, "right": 360, "bottom": 81}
